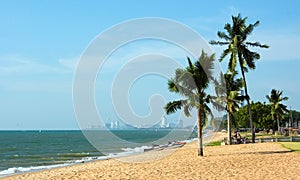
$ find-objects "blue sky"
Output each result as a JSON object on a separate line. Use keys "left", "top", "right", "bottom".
{"left": 1, "top": 1, "right": 300, "bottom": 130}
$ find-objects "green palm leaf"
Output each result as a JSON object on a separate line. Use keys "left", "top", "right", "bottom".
{"left": 164, "top": 50, "right": 216, "bottom": 156}
{"left": 210, "top": 13, "right": 269, "bottom": 143}
{"left": 266, "top": 89, "right": 289, "bottom": 133}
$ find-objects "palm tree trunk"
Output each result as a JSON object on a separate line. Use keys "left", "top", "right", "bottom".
{"left": 227, "top": 112, "right": 232, "bottom": 145}
{"left": 276, "top": 114, "right": 281, "bottom": 135}
{"left": 240, "top": 68, "right": 255, "bottom": 143}
{"left": 271, "top": 112, "right": 275, "bottom": 134}
{"left": 197, "top": 109, "right": 203, "bottom": 156}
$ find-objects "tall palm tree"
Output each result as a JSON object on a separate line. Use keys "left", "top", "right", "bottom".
{"left": 164, "top": 50, "right": 215, "bottom": 156}
{"left": 213, "top": 71, "right": 243, "bottom": 144}
{"left": 266, "top": 89, "right": 289, "bottom": 134}
{"left": 210, "top": 14, "right": 269, "bottom": 143}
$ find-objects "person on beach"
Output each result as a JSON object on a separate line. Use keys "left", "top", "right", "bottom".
{"left": 232, "top": 130, "right": 242, "bottom": 144}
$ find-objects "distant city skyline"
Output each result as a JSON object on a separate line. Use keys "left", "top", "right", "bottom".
{"left": 85, "top": 115, "right": 189, "bottom": 130}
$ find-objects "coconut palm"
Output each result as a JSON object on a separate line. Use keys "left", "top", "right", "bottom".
{"left": 266, "top": 89, "right": 289, "bottom": 134}
{"left": 213, "top": 71, "right": 243, "bottom": 144}
{"left": 210, "top": 14, "right": 269, "bottom": 143}
{"left": 164, "top": 50, "right": 215, "bottom": 156}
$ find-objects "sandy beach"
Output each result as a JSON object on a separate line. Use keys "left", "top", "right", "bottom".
{"left": 2, "top": 133, "right": 299, "bottom": 180}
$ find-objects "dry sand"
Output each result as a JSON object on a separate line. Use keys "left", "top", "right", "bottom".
{"left": 3, "top": 133, "right": 300, "bottom": 180}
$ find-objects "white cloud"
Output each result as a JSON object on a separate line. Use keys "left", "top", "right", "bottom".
{"left": 58, "top": 56, "right": 79, "bottom": 69}
{"left": 0, "top": 54, "right": 78, "bottom": 93}
{"left": 0, "top": 54, "right": 76, "bottom": 75}
{"left": 7, "top": 81, "right": 72, "bottom": 93}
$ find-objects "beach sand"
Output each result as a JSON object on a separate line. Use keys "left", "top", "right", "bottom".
{"left": 3, "top": 133, "right": 300, "bottom": 180}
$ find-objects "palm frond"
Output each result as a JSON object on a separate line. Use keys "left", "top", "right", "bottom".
{"left": 196, "top": 50, "right": 215, "bottom": 81}
{"left": 167, "top": 79, "right": 179, "bottom": 93}
{"left": 211, "top": 97, "right": 226, "bottom": 111}
{"left": 171, "top": 81, "right": 195, "bottom": 98}
{"left": 246, "top": 42, "right": 269, "bottom": 48}
{"left": 183, "top": 104, "right": 192, "bottom": 117}
{"left": 242, "top": 21, "right": 259, "bottom": 40}
{"left": 219, "top": 48, "right": 230, "bottom": 62}
{"left": 224, "top": 23, "right": 233, "bottom": 37}
{"left": 217, "top": 31, "right": 230, "bottom": 41}
{"left": 209, "top": 40, "right": 229, "bottom": 46}
{"left": 164, "top": 100, "right": 187, "bottom": 115}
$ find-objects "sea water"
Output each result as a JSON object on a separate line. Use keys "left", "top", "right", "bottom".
{"left": 0, "top": 130, "right": 198, "bottom": 177}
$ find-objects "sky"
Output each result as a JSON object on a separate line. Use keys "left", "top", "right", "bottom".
{"left": 1, "top": 0, "right": 300, "bottom": 130}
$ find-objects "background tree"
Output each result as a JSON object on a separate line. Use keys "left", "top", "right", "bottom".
{"left": 213, "top": 71, "right": 243, "bottom": 144}
{"left": 254, "top": 103, "right": 274, "bottom": 130}
{"left": 164, "top": 51, "right": 215, "bottom": 156}
{"left": 266, "top": 89, "right": 289, "bottom": 134}
{"left": 233, "top": 102, "right": 273, "bottom": 130}
{"left": 284, "top": 110, "right": 300, "bottom": 128}
{"left": 210, "top": 13, "right": 269, "bottom": 143}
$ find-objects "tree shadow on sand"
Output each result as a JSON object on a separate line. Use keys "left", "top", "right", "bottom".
{"left": 209, "top": 150, "right": 292, "bottom": 157}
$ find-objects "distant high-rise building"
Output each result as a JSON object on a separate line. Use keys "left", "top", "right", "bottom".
{"left": 115, "top": 120, "right": 119, "bottom": 128}
{"left": 178, "top": 119, "right": 184, "bottom": 128}
{"left": 110, "top": 122, "right": 114, "bottom": 129}
{"left": 161, "top": 116, "right": 167, "bottom": 128}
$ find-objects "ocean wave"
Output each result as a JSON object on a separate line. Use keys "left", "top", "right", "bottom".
{"left": 121, "top": 145, "right": 153, "bottom": 153}
{"left": 0, "top": 164, "right": 68, "bottom": 177}
{"left": 0, "top": 154, "right": 118, "bottom": 177}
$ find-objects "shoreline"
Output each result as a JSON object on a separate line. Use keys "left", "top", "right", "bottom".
{"left": 0, "top": 132, "right": 223, "bottom": 179}
{"left": 4, "top": 132, "right": 299, "bottom": 179}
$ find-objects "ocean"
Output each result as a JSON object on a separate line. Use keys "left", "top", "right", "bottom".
{"left": 0, "top": 129, "right": 198, "bottom": 177}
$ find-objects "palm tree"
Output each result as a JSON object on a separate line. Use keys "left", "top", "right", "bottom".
{"left": 213, "top": 71, "right": 243, "bottom": 144}
{"left": 266, "top": 89, "right": 289, "bottom": 134}
{"left": 210, "top": 14, "right": 269, "bottom": 143}
{"left": 164, "top": 50, "right": 215, "bottom": 156}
